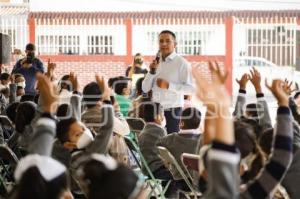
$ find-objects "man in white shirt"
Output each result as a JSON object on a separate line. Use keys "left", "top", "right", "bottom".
{"left": 142, "top": 30, "right": 195, "bottom": 134}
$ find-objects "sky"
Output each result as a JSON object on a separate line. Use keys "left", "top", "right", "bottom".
{"left": 19, "top": 0, "right": 300, "bottom": 12}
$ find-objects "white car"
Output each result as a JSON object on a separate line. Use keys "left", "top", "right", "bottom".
{"left": 232, "top": 56, "right": 297, "bottom": 101}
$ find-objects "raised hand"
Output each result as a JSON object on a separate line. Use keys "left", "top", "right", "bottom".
{"left": 192, "top": 63, "right": 230, "bottom": 111}
{"left": 282, "top": 79, "right": 295, "bottom": 96}
{"left": 69, "top": 72, "right": 79, "bottom": 92}
{"left": 36, "top": 73, "right": 58, "bottom": 114}
{"left": 209, "top": 61, "right": 228, "bottom": 85}
{"left": 265, "top": 79, "right": 289, "bottom": 107}
{"left": 46, "top": 59, "right": 56, "bottom": 81}
{"left": 193, "top": 63, "right": 233, "bottom": 145}
{"left": 95, "top": 74, "right": 111, "bottom": 101}
{"left": 249, "top": 67, "right": 262, "bottom": 93}
{"left": 236, "top": 73, "right": 250, "bottom": 90}
{"left": 47, "top": 59, "right": 56, "bottom": 71}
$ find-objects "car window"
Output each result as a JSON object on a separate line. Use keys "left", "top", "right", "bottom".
{"left": 236, "top": 58, "right": 273, "bottom": 67}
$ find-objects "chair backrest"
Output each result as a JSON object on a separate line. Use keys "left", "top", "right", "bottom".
{"left": 0, "top": 116, "right": 14, "bottom": 140}
{"left": 181, "top": 153, "right": 200, "bottom": 172}
{"left": 0, "top": 144, "right": 19, "bottom": 183}
{"left": 126, "top": 117, "right": 145, "bottom": 134}
{"left": 157, "top": 146, "right": 197, "bottom": 194}
{"left": 0, "top": 116, "right": 13, "bottom": 129}
{"left": 0, "top": 144, "right": 19, "bottom": 167}
{"left": 124, "top": 136, "right": 166, "bottom": 198}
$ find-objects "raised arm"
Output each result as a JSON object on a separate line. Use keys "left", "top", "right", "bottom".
{"left": 28, "top": 73, "right": 58, "bottom": 156}
{"left": 241, "top": 79, "right": 293, "bottom": 199}
{"left": 233, "top": 73, "right": 250, "bottom": 118}
{"left": 85, "top": 75, "right": 114, "bottom": 155}
{"left": 69, "top": 72, "right": 82, "bottom": 121}
{"left": 193, "top": 61, "right": 239, "bottom": 199}
{"left": 249, "top": 67, "right": 272, "bottom": 130}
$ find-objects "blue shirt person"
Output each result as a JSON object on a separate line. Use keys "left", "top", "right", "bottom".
{"left": 11, "top": 43, "right": 44, "bottom": 95}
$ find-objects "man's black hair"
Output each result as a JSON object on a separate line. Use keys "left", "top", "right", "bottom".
{"left": 83, "top": 82, "right": 102, "bottom": 108}
{"left": 142, "top": 102, "right": 163, "bottom": 123}
{"left": 180, "top": 107, "right": 201, "bottom": 130}
{"left": 25, "top": 43, "right": 36, "bottom": 51}
{"left": 159, "top": 30, "right": 176, "bottom": 40}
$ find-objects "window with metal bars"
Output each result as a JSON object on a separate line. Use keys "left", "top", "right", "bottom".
{"left": 87, "top": 35, "right": 113, "bottom": 55}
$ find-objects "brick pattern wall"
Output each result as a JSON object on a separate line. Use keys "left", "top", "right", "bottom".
{"left": 48, "top": 61, "right": 128, "bottom": 90}
{"left": 5, "top": 59, "right": 225, "bottom": 92}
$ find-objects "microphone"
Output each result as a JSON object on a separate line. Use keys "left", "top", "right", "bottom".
{"left": 155, "top": 50, "right": 160, "bottom": 63}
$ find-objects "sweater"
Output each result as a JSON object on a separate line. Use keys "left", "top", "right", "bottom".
{"left": 138, "top": 123, "right": 167, "bottom": 174}
{"left": 157, "top": 129, "right": 201, "bottom": 180}
{"left": 240, "top": 107, "right": 293, "bottom": 198}
{"left": 115, "top": 94, "right": 132, "bottom": 117}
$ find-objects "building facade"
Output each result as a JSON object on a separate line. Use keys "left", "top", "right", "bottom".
{"left": 1, "top": 2, "right": 300, "bottom": 92}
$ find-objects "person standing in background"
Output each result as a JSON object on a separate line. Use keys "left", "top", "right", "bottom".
{"left": 11, "top": 43, "right": 44, "bottom": 95}
{"left": 125, "top": 53, "right": 148, "bottom": 78}
{"left": 142, "top": 30, "right": 195, "bottom": 134}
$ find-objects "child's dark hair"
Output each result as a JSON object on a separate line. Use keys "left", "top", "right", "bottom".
{"left": 6, "top": 102, "right": 20, "bottom": 123}
{"left": 235, "top": 121, "right": 265, "bottom": 183}
{"left": 239, "top": 117, "right": 263, "bottom": 138}
{"left": 56, "top": 118, "right": 77, "bottom": 143}
{"left": 59, "top": 75, "right": 71, "bottom": 92}
{"left": 0, "top": 72, "right": 10, "bottom": 81}
{"left": 180, "top": 107, "right": 201, "bottom": 129}
{"left": 113, "top": 77, "right": 131, "bottom": 95}
{"left": 16, "top": 86, "right": 24, "bottom": 92}
{"left": 83, "top": 82, "right": 102, "bottom": 109}
{"left": 56, "top": 104, "right": 71, "bottom": 118}
{"left": 82, "top": 159, "right": 139, "bottom": 199}
{"left": 142, "top": 102, "right": 163, "bottom": 123}
{"left": 15, "top": 102, "right": 36, "bottom": 133}
{"left": 294, "top": 91, "right": 300, "bottom": 99}
{"left": 14, "top": 73, "right": 24, "bottom": 79}
{"left": 135, "top": 77, "right": 144, "bottom": 97}
{"left": 20, "top": 94, "right": 35, "bottom": 102}
{"left": 245, "top": 103, "right": 258, "bottom": 119}
{"left": 10, "top": 167, "right": 68, "bottom": 199}
{"left": 258, "top": 128, "right": 274, "bottom": 156}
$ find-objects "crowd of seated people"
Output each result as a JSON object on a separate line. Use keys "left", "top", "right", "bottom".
{"left": 0, "top": 43, "right": 300, "bottom": 199}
